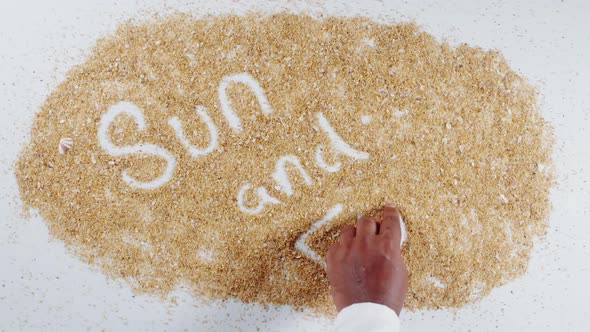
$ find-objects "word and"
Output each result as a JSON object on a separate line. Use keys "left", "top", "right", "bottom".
{"left": 236, "top": 112, "right": 369, "bottom": 214}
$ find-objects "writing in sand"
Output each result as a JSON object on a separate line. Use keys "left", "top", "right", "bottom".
{"left": 16, "top": 14, "right": 552, "bottom": 312}
{"left": 97, "top": 71, "right": 397, "bottom": 267}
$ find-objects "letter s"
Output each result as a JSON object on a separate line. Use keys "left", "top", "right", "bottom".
{"left": 97, "top": 101, "right": 176, "bottom": 190}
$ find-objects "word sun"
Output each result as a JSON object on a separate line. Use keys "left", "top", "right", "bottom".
{"left": 98, "top": 72, "right": 370, "bottom": 267}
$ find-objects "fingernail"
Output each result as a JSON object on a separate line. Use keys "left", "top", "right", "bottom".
{"left": 385, "top": 203, "right": 395, "bottom": 208}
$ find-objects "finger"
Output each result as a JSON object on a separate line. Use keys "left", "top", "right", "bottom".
{"left": 338, "top": 225, "right": 356, "bottom": 245}
{"left": 356, "top": 215, "right": 378, "bottom": 238}
{"left": 325, "top": 242, "right": 339, "bottom": 268}
{"left": 381, "top": 205, "right": 402, "bottom": 247}
{"left": 326, "top": 242, "right": 339, "bottom": 259}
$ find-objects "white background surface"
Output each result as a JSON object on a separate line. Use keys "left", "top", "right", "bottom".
{"left": 1, "top": 0, "right": 589, "bottom": 331}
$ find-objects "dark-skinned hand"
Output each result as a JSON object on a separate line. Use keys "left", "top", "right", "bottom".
{"left": 326, "top": 205, "right": 408, "bottom": 315}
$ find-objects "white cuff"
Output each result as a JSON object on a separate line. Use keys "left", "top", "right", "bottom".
{"left": 333, "top": 302, "right": 400, "bottom": 332}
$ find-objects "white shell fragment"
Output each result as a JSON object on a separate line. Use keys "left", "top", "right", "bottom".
{"left": 58, "top": 138, "right": 73, "bottom": 155}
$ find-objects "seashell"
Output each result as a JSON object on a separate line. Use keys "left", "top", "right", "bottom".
{"left": 58, "top": 138, "right": 73, "bottom": 155}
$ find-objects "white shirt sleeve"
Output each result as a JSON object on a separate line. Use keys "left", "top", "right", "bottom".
{"left": 333, "top": 302, "right": 400, "bottom": 332}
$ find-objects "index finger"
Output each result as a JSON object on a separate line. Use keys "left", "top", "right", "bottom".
{"left": 380, "top": 205, "right": 403, "bottom": 247}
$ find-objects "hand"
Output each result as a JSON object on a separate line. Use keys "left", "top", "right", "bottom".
{"left": 325, "top": 205, "right": 408, "bottom": 315}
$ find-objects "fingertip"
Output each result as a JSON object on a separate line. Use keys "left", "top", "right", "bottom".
{"left": 341, "top": 224, "right": 356, "bottom": 233}
{"left": 383, "top": 204, "right": 399, "bottom": 214}
{"left": 356, "top": 215, "right": 378, "bottom": 237}
{"left": 380, "top": 205, "right": 402, "bottom": 246}
{"left": 339, "top": 224, "right": 356, "bottom": 243}
{"left": 326, "top": 242, "right": 338, "bottom": 259}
